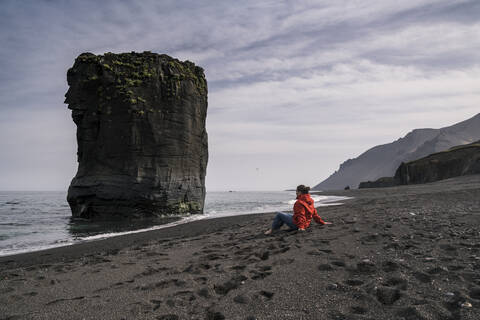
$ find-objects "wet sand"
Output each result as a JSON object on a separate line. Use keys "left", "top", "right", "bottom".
{"left": 1, "top": 174, "right": 480, "bottom": 319}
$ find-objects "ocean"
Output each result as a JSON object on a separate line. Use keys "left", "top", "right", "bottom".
{"left": 0, "top": 191, "right": 350, "bottom": 257}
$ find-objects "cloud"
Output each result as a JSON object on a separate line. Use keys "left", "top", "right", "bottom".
{"left": 0, "top": 0, "right": 479, "bottom": 190}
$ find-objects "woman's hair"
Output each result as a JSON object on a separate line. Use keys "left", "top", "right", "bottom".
{"left": 296, "top": 185, "right": 310, "bottom": 194}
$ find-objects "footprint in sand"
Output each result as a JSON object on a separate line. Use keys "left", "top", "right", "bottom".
{"left": 0, "top": 287, "right": 14, "bottom": 294}
{"left": 459, "top": 271, "right": 478, "bottom": 282}
{"left": 272, "top": 246, "right": 290, "bottom": 255}
{"left": 375, "top": 286, "right": 402, "bottom": 305}
{"left": 139, "top": 266, "right": 170, "bottom": 276}
{"left": 203, "top": 253, "right": 229, "bottom": 261}
{"left": 45, "top": 296, "right": 85, "bottom": 306}
{"left": 162, "top": 292, "right": 195, "bottom": 308}
{"left": 193, "top": 276, "right": 207, "bottom": 283}
{"left": 353, "top": 260, "right": 376, "bottom": 274}
{"left": 9, "top": 294, "right": 23, "bottom": 302}
{"left": 469, "top": 287, "right": 480, "bottom": 300}
{"left": 205, "top": 309, "right": 226, "bottom": 320}
{"left": 149, "top": 299, "right": 162, "bottom": 311}
{"left": 250, "top": 268, "right": 272, "bottom": 280}
{"left": 230, "top": 265, "right": 247, "bottom": 271}
{"left": 145, "top": 251, "right": 168, "bottom": 257}
{"left": 396, "top": 307, "right": 431, "bottom": 320}
{"left": 448, "top": 264, "right": 464, "bottom": 271}
{"left": 319, "top": 249, "right": 333, "bottom": 254}
{"left": 173, "top": 290, "right": 196, "bottom": 301}
{"left": 157, "top": 314, "right": 179, "bottom": 320}
{"left": 306, "top": 250, "right": 323, "bottom": 256}
{"left": 182, "top": 264, "right": 200, "bottom": 274}
{"left": 197, "top": 287, "right": 210, "bottom": 298}
{"left": 258, "top": 265, "right": 272, "bottom": 272}
{"left": 272, "top": 258, "right": 295, "bottom": 266}
{"left": 308, "top": 239, "right": 330, "bottom": 246}
{"left": 383, "top": 277, "right": 408, "bottom": 291}
{"left": 383, "top": 242, "right": 401, "bottom": 250}
{"left": 135, "top": 278, "right": 186, "bottom": 291}
{"left": 413, "top": 271, "right": 432, "bottom": 283}
{"left": 214, "top": 275, "right": 247, "bottom": 295}
{"left": 426, "top": 266, "right": 448, "bottom": 275}
{"left": 112, "top": 281, "right": 124, "bottom": 287}
{"left": 213, "top": 263, "right": 225, "bottom": 273}
{"left": 234, "top": 246, "right": 254, "bottom": 257}
{"left": 345, "top": 279, "right": 364, "bottom": 286}
{"left": 351, "top": 306, "right": 368, "bottom": 315}
{"left": 318, "top": 264, "right": 333, "bottom": 271}
{"left": 259, "top": 290, "right": 274, "bottom": 299}
{"left": 233, "top": 294, "right": 250, "bottom": 304}
{"left": 382, "top": 260, "right": 399, "bottom": 272}
{"left": 361, "top": 233, "right": 380, "bottom": 244}
{"left": 331, "top": 260, "right": 346, "bottom": 267}
{"left": 254, "top": 251, "right": 269, "bottom": 261}
{"left": 439, "top": 244, "right": 458, "bottom": 254}
{"left": 267, "top": 244, "right": 277, "bottom": 250}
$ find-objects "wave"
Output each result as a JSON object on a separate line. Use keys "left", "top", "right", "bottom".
{"left": 0, "top": 192, "right": 353, "bottom": 257}
{"left": 287, "top": 195, "right": 352, "bottom": 205}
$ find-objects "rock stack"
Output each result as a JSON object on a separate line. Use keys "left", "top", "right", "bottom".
{"left": 65, "top": 52, "right": 208, "bottom": 219}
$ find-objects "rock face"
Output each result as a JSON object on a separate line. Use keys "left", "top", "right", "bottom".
{"left": 358, "top": 177, "right": 396, "bottom": 189}
{"left": 394, "top": 141, "right": 480, "bottom": 185}
{"left": 65, "top": 52, "right": 208, "bottom": 219}
{"left": 359, "top": 141, "right": 480, "bottom": 188}
{"left": 314, "top": 113, "right": 480, "bottom": 191}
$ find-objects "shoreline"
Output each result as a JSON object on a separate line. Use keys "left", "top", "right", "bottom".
{"left": 0, "top": 212, "right": 276, "bottom": 269}
{"left": 1, "top": 174, "right": 478, "bottom": 267}
{"left": 0, "top": 193, "right": 350, "bottom": 261}
{"left": 1, "top": 174, "right": 479, "bottom": 319}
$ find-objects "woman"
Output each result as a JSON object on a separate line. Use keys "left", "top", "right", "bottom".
{"left": 264, "top": 185, "right": 331, "bottom": 235}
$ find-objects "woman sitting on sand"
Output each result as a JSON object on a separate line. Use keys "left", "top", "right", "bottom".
{"left": 264, "top": 185, "right": 331, "bottom": 235}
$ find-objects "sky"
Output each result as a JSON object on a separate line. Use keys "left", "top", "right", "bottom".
{"left": 0, "top": 0, "right": 479, "bottom": 191}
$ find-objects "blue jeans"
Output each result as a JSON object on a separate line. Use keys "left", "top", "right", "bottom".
{"left": 271, "top": 212, "right": 298, "bottom": 231}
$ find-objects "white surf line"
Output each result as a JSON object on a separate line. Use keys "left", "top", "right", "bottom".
{"left": 0, "top": 196, "right": 354, "bottom": 257}
{"left": 80, "top": 196, "right": 354, "bottom": 241}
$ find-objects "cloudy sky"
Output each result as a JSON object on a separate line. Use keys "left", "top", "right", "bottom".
{"left": 0, "top": 0, "right": 479, "bottom": 191}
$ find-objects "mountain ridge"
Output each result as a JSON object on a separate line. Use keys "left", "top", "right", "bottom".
{"left": 313, "top": 113, "right": 480, "bottom": 191}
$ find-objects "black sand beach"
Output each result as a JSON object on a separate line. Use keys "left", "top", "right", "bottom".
{"left": 1, "top": 175, "right": 480, "bottom": 320}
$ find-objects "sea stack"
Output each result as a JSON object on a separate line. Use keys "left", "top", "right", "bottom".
{"left": 65, "top": 52, "right": 208, "bottom": 219}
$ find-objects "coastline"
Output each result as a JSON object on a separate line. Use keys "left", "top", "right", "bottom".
{"left": 0, "top": 192, "right": 349, "bottom": 259}
{"left": 1, "top": 174, "right": 479, "bottom": 319}
{"left": 0, "top": 212, "right": 272, "bottom": 269}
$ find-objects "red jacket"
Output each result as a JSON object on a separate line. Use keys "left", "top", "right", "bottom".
{"left": 293, "top": 194, "right": 326, "bottom": 229}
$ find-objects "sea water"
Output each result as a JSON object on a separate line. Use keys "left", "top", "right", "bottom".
{"left": 0, "top": 191, "right": 350, "bottom": 257}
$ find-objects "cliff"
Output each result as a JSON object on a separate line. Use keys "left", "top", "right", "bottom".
{"left": 314, "top": 113, "right": 480, "bottom": 191}
{"left": 394, "top": 141, "right": 480, "bottom": 185}
{"left": 65, "top": 52, "right": 208, "bottom": 219}
{"left": 358, "top": 177, "right": 396, "bottom": 189}
{"left": 359, "top": 141, "right": 480, "bottom": 188}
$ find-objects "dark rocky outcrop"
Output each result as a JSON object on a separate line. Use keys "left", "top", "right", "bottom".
{"left": 314, "top": 113, "right": 480, "bottom": 191}
{"left": 358, "top": 177, "right": 396, "bottom": 189}
{"left": 65, "top": 52, "right": 208, "bottom": 219}
{"left": 359, "top": 141, "right": 480, "bottom": 188}
{"left": 394, "top": 141, "right": 480, "bottom": 185}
